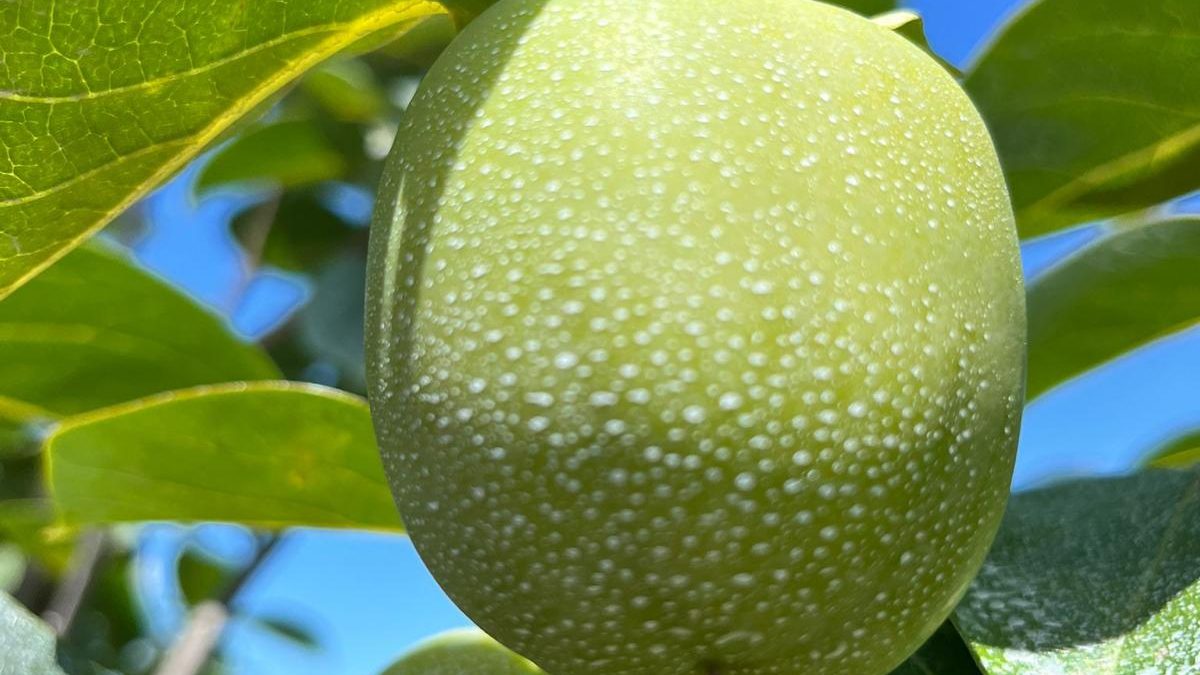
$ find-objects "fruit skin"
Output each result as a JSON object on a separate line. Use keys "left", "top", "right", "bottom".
{"left": 366, "top": 0, "right": 1025, "bottom": 673}
{"left": 381, "top": 629, "right": 545, "bottom": 674}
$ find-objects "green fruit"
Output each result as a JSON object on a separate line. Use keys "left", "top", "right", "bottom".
{"left": 381, "top": 630, "right": 544, "bottom": 674}
{"left": 366, "top": 0, "right": 1025, "bottom": 673}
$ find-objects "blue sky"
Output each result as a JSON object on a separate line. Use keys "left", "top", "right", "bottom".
{"left": 118, "top": 1, "right": 1200, "bottom": 673}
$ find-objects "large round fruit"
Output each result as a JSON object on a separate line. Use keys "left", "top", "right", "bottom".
{"left": 366, "top": 0, "right": 1025, "bottom": 673}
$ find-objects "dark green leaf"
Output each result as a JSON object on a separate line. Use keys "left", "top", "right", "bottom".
{"left": 380, "top": 629, "right": 543, "bottom": 674}
{"left": 0, "top": 243, "right": 278, "bottom": 418}
{"left": 0, "top": 0, "right": 452, "bottom": 298}
{"left": 871, "top": 11, "right": 961, "bottom": 78}
{"left": 47, "top": 383, "right": 400, "bottom": 531}
{"left": 889, "top": 621, "right": 983, "bottom": 675}
{"left": 957, "top": 468, "right": 1200, "bottom": 671}
{"left": 0, "top": 456, "right": 42, "bottom": 504}
{"left": 302, "top": 61, "right": 389, "bottom": 123}
{"left": 249, "top": 615, "right": 320, "bottom": 650}
{"left": 233, "top": 191, "right": 364, "bottom": 273}
{"left": 1146, "top": 429, "right": 1200, "bottom": 470}
{"left": 296, "top": 252, "right": 369, "bottom": 393}
{"left": 0, "top": 591, "right": 66, "bottom": 675}
{"left": 374, "top": 15, "right": 460, "bottom": 72}
{"left": 966, "top": 0, "right": 1200, "bottom": 237}
{"left": 197, "top": 121, "right": 349, "bottom": 192}
{"left": 0, "top": 455, "right": 63, "bottom": 571}
{"left": 438, "top": 0, "right": 502, "bottom": 26}
{"left": 57, "top": 551, "right": 147, "bottom": 675}
{"left": 177, "top": 549, "right": 233, "bottom": 607}
{"left": 1026, "top": 216, "right": 1200, "bottom": 399}
{"left": 834, "top": 0, "right": 896, "bottom": 16}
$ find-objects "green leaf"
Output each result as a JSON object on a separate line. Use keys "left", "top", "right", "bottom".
{"left": 177, "top": 548, "right": 234, "bottom": 607}
{"left": 0, "top": 544, "right": 26, "bottom": 594}
{"left": 1146, "top": 429, "right": 1200, "bottom": 470}
{"left": 302, "top": 61, "right": 389, "bottom": 123}
{"left": 0, "top": 243, "right": 278, "bottom": 418}
{"left": 57, "top": 550, "right": 146, "bottom": 674}
{"left": 1025, "top": 216, "right": 1200, "bottom": 399}
{"left": 966, "top": 0, "right": 1200, "bottom": 237}
{"left": 46, "top": 382, "right": 400, "bottom": 531}
{"left": 871, "top": 11, "right": 961, "bottom": 78}
{"left": 380, "top": 629, "right": 543, "bottom": 675}
{"left": 0, "top": 399, "right": 47, "bottom": 459}
{"left": 956, "top": 468, "right": 1200, "bottom": 673}
{"left": 296, "top": 251, "right": 369, "bottom": 393}
{"left": 375, "top": 15, "right": 461, "bottom": 73}
{"left": 196, "top": 120, "right": 349, "bottom": 192}
{"left": 438, "top": 0, "right": 502, "bottom": 26}
{"left": 250, "top": 615, "right": 321, "bottom": 650}
{"left": 833, "top": 0, "right": 896, "bottom": 16}
{"left": 889, "top": 621, "right": 983, "bottom": 675}
{"left": 0, "top": 0, "right": 450, "bottom": 299}
{"left": 0, "top": 591, "right": 66, "bottom": 675}
{"left": 232, "top": 191, "right": 364, "bottom": 273}
{"left": 0, "top": 454, "right": 66, "bottom": 570}
{"left": 0, "top": 499, "right": 68, "bottom": 572}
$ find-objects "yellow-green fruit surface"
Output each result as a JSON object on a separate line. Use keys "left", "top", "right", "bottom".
{"left": 381, "top": 630, "right": 544, "bottom": 674}
{"left": 366, "top": 0, "right": 1026, "bottom": 673}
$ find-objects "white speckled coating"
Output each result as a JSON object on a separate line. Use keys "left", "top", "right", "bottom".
{"left": 367, "top": 1, "right": 1025, "bottom": 673}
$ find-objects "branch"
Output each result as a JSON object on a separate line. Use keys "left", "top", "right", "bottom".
{"left": 42, "top": 529, "right": 107, "bottom": 637}
{"left": 153, "top": 536, "right": 283, "bottom": 675}
{"left": 238, "top": 191, "right": 283, "bottom": 272}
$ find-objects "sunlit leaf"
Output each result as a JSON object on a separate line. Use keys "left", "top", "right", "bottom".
{"left": 1025, "top": 216, "right": 1200, "bottom": 399}
{"left": 966, "top": 0, "right": 1200, "bottom": 236}
{"left": 1146, "top": 429, "right": 1200, "bottom": 470}
{"left": 0, "top": 0, "right": 449, "bottom": 299}
{"left": 0, "top": 243, "right": 278, "bottom": 418}
{"left": 380, "top": 629, "right": 543, "bottom": 675}
{"left": 47, "top": 383, "right": 399, "bottom": 531}
{"left": 0, "top": 591, "right": 66, "bottom": 675}
{"left": 957, "top": 468, "right": 1200, "bottom": 672}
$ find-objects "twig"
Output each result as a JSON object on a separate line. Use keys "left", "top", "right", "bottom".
{"left": 153, "top": 536, "right": 283, "bottom": 675}
{"left": 239, "top": 191, "right": 283, "bottom": 272}
{"left": 42, "top": 529, "right": 107, "bottom": 637}
{"left": 152, "top": 602, "right": 230, "bottom": 675}
{"left": 14, "top": 561, "right": 51, "bottom": 614}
